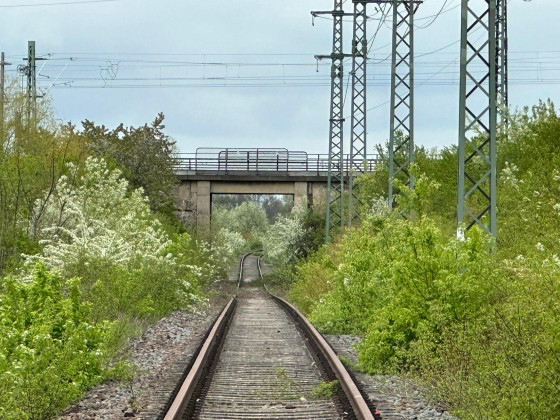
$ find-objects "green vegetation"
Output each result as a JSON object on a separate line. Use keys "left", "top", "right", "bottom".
{"left": 0, "top": 266, "right": 108, "bottom": 418}
{"left": 211, "top": 194, "right": 326, "bottom": 278}
{"left": 310, "top": 380, "right": 339, "bottom": 399}
{"left": 0, "top": 86, "right": 238, "bottom": 418}
{"left": 289, "top": 101, "right": 560, "bottom": 419}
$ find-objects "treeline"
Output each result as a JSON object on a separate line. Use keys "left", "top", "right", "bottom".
{"left": 212, "top": 195, "right": 326, "bottom": 269}
{"left": 0, "top": 85, "right": 242, "bottom": 418}
{"left": 289, "top": 100, "right": 560, "bottom": 419}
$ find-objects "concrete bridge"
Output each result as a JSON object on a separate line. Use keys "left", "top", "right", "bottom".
{"left": 173, "top": 148, "right": 377, "bottom": 226}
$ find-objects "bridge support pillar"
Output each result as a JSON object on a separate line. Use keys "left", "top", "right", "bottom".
{"left": 196, "top": 181, "right": 211, "bottom": 228}
{"left": 311, "top": 183, "right": 327, "bottom": 208}
{"left": 294, "top": 182, "right": 308, "bottom": 210}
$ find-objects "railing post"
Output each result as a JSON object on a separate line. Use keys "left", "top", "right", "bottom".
{"left": 256, "top": 149, "right": 259, "bottom": 173}
{"left": 247, "top": 152, "right": 250, "bottom": 171}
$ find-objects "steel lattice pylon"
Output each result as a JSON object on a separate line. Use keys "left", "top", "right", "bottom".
{"left": 27, "top": 41, "right": 36, "bottom": 121}
{"left": 388, "top": 0, "right": 418, "bottom": 212}
{"left": 348, "top": 1, "right": 368, "bottom": 226}
{"left": 313, "top": 1, "right": 352, "bottom": 242}
{"left": 325, "top": 1, "right": 346, "bottom": 241}
{"left": 496, "top": 0, "right": 508, "bottom": 126}
{"left": 458, "top": 0, "right": 498, "bottom": 237}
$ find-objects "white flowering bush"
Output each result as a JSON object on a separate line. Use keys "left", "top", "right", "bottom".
{"left": 28, "top": 157, "right": 202, "bottom": 320}
{"left": 166, "top": 228, "right": 244, "bottom": 289}
{"left": 31, "top": 157, "right": 169, "bottom": 271}
{"left": 368, "top": 196, "right": 390, "bottom": 219}
{"left": 262, "top": 208, "right": 306, "bottom": 267}
{"left": 0, "top": 156, "right": 239, "bottom": 419}
{"left": 211, "top": 228, "right": 247, "bottom": 271}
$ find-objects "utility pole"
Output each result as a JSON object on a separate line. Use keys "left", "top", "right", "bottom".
{"left": 316, "top": 0, "right": 421, "bottom": 233}
{"left": 312, "top": 2, "right": 353, "bottom": 242}
{"left": 347, "top": 0, "right": 419, "bottom": 225}
{"left": 27, "top": 41, "right": 37, "bottom": 122}
{"left": 19, "top": 41, "right": 46, "bottom": 124}
{"left": 1, "top": 52, "right": 12, "bottom": 143}
{"left": 457, "top": 0, "right": 498, "bottom": 238}
{"left": 388, "top": 0, "right": 420, "bottom": 214}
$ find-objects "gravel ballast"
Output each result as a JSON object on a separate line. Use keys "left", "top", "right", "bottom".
{"left": 57, "top": 284, "right": 234, "bottom": 420}
{"left": 325, "top": 334, "right": 456, "bottom": 420}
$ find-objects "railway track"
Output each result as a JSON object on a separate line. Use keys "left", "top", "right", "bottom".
{"left": 160, "top": 254, "right": 378, "bottom": 420}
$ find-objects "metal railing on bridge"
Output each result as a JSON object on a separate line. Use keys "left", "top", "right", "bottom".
{"left": 174, "top": 148, "right": 378, "bottom": 176}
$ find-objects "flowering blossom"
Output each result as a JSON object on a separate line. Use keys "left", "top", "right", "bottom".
{"left": 28, "top": 157, "right": 171, "bottom": 273}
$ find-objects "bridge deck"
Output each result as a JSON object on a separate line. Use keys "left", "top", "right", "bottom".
{"left": 174, "top": 148, "right": 377, "bottom": 180}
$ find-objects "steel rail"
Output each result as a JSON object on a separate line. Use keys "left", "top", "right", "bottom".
{"left": 256, "top": 254, "right": 263, "bottom": 279}
{"left": 162, "top": 297, "right": 236, "bottom": 420}
{"left": 270, "top": 293, "right": 376, "bottom": 420}
{"left": 163, "top": 254, "right": 376, "bottom": 419}
{"left": 237, "top": 252, "right": 252, "bottom": 289}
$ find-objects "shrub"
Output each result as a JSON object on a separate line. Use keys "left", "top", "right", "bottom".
{"left": 28, "top": 157, "right": 202, "bottom": 320}
{"left": 0, "top": 265, "right": 110, "bottom": 419}
{"left": 289, "top": 246, "right": 336, "bottom": 315}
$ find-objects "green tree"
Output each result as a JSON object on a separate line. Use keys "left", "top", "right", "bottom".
{"left": 0, "top": 81, "right": 87, "bottom": 276}
{"left": 80, "top": 113, "right": 178, "bottom": 215}
{"left": 212, "top": 201, "right": 269, "bottom": 245}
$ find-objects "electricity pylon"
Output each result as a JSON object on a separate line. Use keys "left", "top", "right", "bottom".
{"left": 312, "top": 1, "right": 353, "bottom": 242}
{"left": 388, "top": 0, "right": 419, "bottom": 213}
{"left": 27, "top": 41, "right": 37, "bottom": 121}
{"left": 496, "top": 0, "right": 508, "bottom": 127}
{"left": 347, "top": 1, "right": 368, "bottom": 226}
{"left": 1, "top": 52, "right": 12, "bottom": 142}
{"left": 457, "top": 0, "right": 500, "bottom": 237}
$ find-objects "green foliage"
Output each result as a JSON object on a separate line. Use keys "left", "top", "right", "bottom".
{"left": 0, "top": 265, "right": 110, "bottom": 419}
{"left": 80, "top": 113, "right": 178, "bottom": 215}
{"left": 289, "top": 246, "right": 336, "bottom": 315}
{"left": 290, "top": 101, "right": 560, "bottom": 419}
{"left": 359, "top": 143, "right": 458, "bottom": 235}
{"left": 310, "top": 380, "right": 339, "bottom": 399}
{"left": 0, "top": 84, "right": 88, "bottom": 275}
{"left": 0, "top": 89, "right": 234, "bottom": 419}
{"left": 497, "top": 100, "right": 560, "bottom": 257}
{"left": 212, "top": 194, "right": 293, "bottom": 222}
{"left": 295, "top": 210, "right": 560, "bottom": 417}
{"left": 213, "top": 201, "right": 269, "bottom": 244}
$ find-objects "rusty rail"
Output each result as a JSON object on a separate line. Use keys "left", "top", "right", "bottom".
{"left": 237, "top": 252, "right": 252, "bottom": 289}
{"left": 162, "top": 254, "right": 376, "bottom": 419}
{"left": 163, "top": 297, "right": 236, "bottom": 420}
{"left": 270, "top": 293, "right": 376, "bottom": 420}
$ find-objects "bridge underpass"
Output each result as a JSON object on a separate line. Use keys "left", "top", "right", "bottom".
{"left": 173, "top": 148, "right": 377, "bottom": 227}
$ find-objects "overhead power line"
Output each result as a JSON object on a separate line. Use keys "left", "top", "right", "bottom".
{"left": 0, "top": 0, "right": 120, "bottom": 7}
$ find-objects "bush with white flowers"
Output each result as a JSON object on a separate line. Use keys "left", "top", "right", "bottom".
{"left": 262, "top": 208, "right": 306, "bottom": 267}
{"left": 28, "top": 157, "right": 209, "bottom": 319}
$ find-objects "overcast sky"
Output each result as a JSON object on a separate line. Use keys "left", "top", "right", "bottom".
{"left": 2, "top": 0, "right": 558, "bottom": 155}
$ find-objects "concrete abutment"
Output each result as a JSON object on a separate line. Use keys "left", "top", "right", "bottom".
{"left": 174, "top": 179, "right": 327, "bottom": 228}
